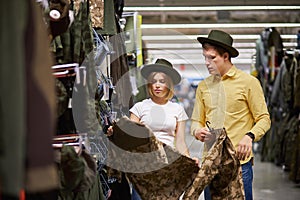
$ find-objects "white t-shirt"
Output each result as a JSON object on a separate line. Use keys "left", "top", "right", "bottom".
{"left": 129, "top": 98, "right": 188, "bottom": 148}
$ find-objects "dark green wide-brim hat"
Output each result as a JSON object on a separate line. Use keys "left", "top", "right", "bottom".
{"left": 141, "top": 58, "right": 181, "bottom": 85}
{"left": 197, "top": 30, "right": 239, "bottom": 57}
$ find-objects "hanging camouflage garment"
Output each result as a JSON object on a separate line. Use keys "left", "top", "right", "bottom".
{"left": 272, "top": 56, "right": 298, "bottom": 166}
{"left": 55, "top": 78, "right": 68, "bottom": 117}
{"left": 56, "top": 145, "right": 105, "bottom": 200}
{"left": 261, "top": 59, "right": 287, "bottom": 162}
{"left": 289, "top": 54, "right": 300, "bottom": 183}
{"left": 1, "top": 0, "right": 59, "bottom": 197}
{"left": 106, "top": 117, "right": 200, "bottom": 200}
{"left": 183, "top": 128, "right": 245, "bottom": 200}
{"left": 281, "top": 115, "right": 299, "bottom": 171}
{"left": 95, "top": 0, "right": 117, "bottom": 35}
{"left": 282, "top": 56, "right": 297, "bottom": 111}
{"left": 89, "top": 0, "right": 104, "bottom": 28}
{"left": 294, "top": 55, "right": 300, "bottom": 109}
{"left": 290, "top": 127, "right": 300, "bottom": 183}
{"left": 51, "top": 0, "right": 94, "bottom": 64}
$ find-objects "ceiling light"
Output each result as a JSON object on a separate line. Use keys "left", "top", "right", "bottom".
{"left": 142, "top": 34, "right": 297, "bottom": 40}
{"left": 143, "top": 42, "right": 297, "bottom": 49}
{"left": 124, "top": 6, "right": 300, "bottom": 12}
{"left": 141, "top": 23, "right": 300, "bottom": 29}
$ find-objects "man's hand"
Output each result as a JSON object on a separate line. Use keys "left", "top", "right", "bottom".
{"left": 236, "top": 135, "right": 253, "bottom": 160}
{"left": 193, "top": 127, "right": 211, "bottom": 142}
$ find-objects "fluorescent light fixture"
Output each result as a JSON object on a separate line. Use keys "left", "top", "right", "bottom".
{"left": 124, "top": 6, "right": 300, "bottom": 11}
{"left": 145, "top": 43, "right": 257, "bottom": 48}
{"left": 141, "top": 23, "right": 300, "bottom": 29}
{"left": 142, "top": 34, "right": 297, "bottom": 40}
{"left": 159, "top": 58, "right": 253, "bottom": 65}
{"left": 143, "top": 42, "right": 297, "bottom": 49}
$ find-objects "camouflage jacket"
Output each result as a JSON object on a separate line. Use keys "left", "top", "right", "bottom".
{"left": 56, "top": 145, "right": 105, "bottom": 200}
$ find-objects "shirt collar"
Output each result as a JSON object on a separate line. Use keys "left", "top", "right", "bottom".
{"left": 222, "top": 65, "right": 237, "bottom": 79}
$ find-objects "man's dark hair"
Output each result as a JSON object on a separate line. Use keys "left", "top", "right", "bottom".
{"left": 202, "top": 43, "right": 232, "bottom": 61}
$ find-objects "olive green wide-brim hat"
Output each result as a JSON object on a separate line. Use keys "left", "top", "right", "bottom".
{"left": 141, "top": 58, "right": 181, "bottom": 85}
{"left": 197, "top": 30, "right": 239, "bottom": 57}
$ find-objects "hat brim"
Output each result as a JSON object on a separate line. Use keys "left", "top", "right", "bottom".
{"left": 141, "top": 64, "right": 181, "bottom": 85}
{"left": 197, "top": 37, "right": 239, "bottom": 57}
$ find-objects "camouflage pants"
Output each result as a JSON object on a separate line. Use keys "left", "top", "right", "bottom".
{"left": 107, "top": 117, "right": 200, "bottom": 200}
{"left": 183, "top": 128, "right": 245, "bottom": 200}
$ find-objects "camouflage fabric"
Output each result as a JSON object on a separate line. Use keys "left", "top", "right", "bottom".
{"left": 71, "top": 0, "right": 94, "bottom": 64}
{"left": 282, "top": 56, "right": 297, "bottom": 111}
{"left": 51, "top": 0, "right": 94, "bottom": 64}
{"left": 127, "top": 145, "right": 199, "bottom": 200}
{"left": 294, "top": 57, "right": 300, "bottom": 109}
{"left": 282, "top": 115, "right": 299, "bottom": 171}
{"left": 106, "top": 117, "right": 199, "bottom": 200}
{"left": 273, "top": 112, "right": 292, "bottom": 165}
{"left": 289, "top": 127, "right": 300, "bottom": 183}
{"left": 95, "top": 0, "right": 117, "bottom": 35}
{"left": 55, "top": 78, "right": 68, "bottom": 117}
{"left": 183, "top": 128, "right": 245, "bottom": 200}
{"left": 0, "top": 0, "right": 59, "bottom": 196}
{"left": 56, "top": 145, "right": 104, "bottom": 200}
{"left": 108, "top": 116, "right": 159, "bottom": 152}
{"left": 89, "top": 0, "right": 104, "bottom": 28}
{"left": 106, "top": 116, "right": 168, "bottom": 173}
{"left": 56, "top": 145, "right": 97, "bottom": 192}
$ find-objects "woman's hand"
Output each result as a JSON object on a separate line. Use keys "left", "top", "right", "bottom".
{"left": 106, "top": 126, "right": 113, "bottom": 136}
{"left": 192, "top": 157, "right": 200, "bottom": 166}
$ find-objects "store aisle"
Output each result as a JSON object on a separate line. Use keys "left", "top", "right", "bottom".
{"left": 253, "top": 156, "right": 300, "bottom": 200}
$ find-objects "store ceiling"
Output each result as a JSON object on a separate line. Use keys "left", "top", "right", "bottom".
{"left": 123, "top": 0, "right": 300, "bottom": 79}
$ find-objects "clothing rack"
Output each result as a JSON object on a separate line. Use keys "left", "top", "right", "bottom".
{"left": 52, "top": 134, "right": 83, "bottom": 152}
{"left": 284, "top": 48, "right": 300, "bottom": 55}
{"left": 52, "top": 63, "right": 79, "bottom": 78}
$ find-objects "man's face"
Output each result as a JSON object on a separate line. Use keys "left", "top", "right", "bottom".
{"left": 202, "top": 45, "right": 225, "bottom": 76}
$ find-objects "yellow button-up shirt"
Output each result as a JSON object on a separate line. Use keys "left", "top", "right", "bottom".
{"left": 191, "top": 65, "right": 271, "bottom": 164}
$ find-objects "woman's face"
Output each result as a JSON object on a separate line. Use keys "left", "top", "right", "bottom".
{"left": 150, "top": 72, "right": 169, "bottom": 98}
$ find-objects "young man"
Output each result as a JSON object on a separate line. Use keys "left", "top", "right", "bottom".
{"left": 191, "top": 30, "right": 271, "bottom": 200}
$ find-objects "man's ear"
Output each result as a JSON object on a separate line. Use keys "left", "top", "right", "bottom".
{"left": 223, "top": 52, "right": 230, "bottom": 60}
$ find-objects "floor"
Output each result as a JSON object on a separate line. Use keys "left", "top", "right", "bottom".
{"left": 185, "top": 133, "right": 300, "bottom": 200}
{"left": 253, "top": 155, "right": 300, "bottom": 200}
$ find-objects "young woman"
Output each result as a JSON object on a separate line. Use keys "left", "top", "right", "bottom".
{"left": 106, "top": 58, "right": 198, "bottom": 200}
{"left": 107, "top": 58, "right": 191, "bottom": 157}
{"left": 129, "top": 58, "right": 191, "bottom": 156}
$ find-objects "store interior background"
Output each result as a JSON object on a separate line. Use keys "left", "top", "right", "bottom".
{"left": 123, "top": 0, "right": 300, "bottom": 84}
{"left": 121, "top": 0, "right": 300, "bottom": 156}
{"left": 120, "top": 2, "right": 300, "bottom": 199}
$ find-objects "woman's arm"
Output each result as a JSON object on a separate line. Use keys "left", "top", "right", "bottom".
{"left": 107, "top": 112, "right": 140, "bottom": 136}
{"left": 175, "top": 121, "right": 190, "bottom": 157}
{"left": 129, "top": 113, "right": 140, "bottom": 123}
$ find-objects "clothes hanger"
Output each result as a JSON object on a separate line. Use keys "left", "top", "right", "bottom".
{"left": 52, "top": 134, "right": 83, "bottom": 153}
{"left": 52, "top": 63, "right": 79, "bottom": 78}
